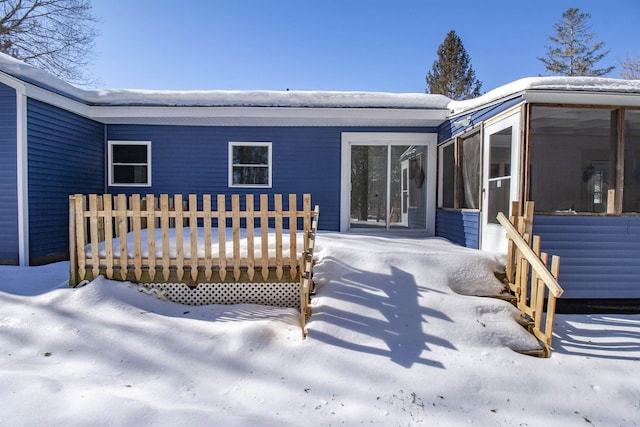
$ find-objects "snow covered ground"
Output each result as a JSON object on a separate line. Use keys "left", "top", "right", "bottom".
{"left": 1, "top": 233, "right": 638, "bottom": 426}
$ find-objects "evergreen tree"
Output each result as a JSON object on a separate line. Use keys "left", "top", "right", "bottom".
{"left": 425, "top": 30, "right": 482, "bottom": 100}
{"left": 538, "top": 8, "right": 614, "bottom": 77}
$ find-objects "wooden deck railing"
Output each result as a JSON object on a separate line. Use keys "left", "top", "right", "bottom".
{"left": 69, "top": 193, "right": 316, "bottom": 285}
{"left": 69, "top": 193, "right": 319, "bottom": 336}
{"left": 496, "top": 201, "right": 563, "bottom": 357}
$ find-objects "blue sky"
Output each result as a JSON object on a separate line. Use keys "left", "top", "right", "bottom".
{"left": 89, "top": 0, "right": 640, "bottom": 94}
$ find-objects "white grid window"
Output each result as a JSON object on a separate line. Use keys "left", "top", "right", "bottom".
{"left": 108, "top": 141, "right": 151, "bottom": 186}
{"left": 229, "top": 142, "right": 272, "bottom": 188}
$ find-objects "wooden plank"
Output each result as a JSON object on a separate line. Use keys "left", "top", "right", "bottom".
{"left": 289, "top": 194, "right": 297, "bottom": 281}
{"left": 146, "top": 194, "right": 156, "bottom": 280}
{"left": 217, "top": 194, "right": 227, "bottom": 281}
{"left": 260, "top": 194, "right": 269, "bottom": 280}
{"left": 544, "top": 256, "right": 561, "bottom": 349}
{"left": 68, "top": 196, "right": 77, "bottom": 285}
{"left": 72, "top": 194, "right": 86, "bottom": 285}
{"left": 189, "top": 194, "right": 199, "bottom": 283}
{"left": 534, "top": 252, "right": 549, "bottom": 332}
{"left": 89, "top": 194, "right": 100, "bottom": 280}
{"left": 203, "top": 194, "right": 213, "bottom": 281}
{"left": 160, "top": 194, "right": 171, "bottom": 281}
{"left": 303, "top": 194, "right": 311, "bottom": 234}
{"left": 246, "top": 194, "right": 255, "bottom": 281}
{"left": 131, "top": 195, "right": 143, "bottom": 281}
{"left": 96, "top": 195, "right": 105, "bottom": 242}
{"left": 275, "top": 194, "right": 283, "bottom": 280}
{"left": 103, "top": 195, "right": 114, "bottom": 279}
{"left": 497, "top": 212, "right": 564, "bottom": 297}
{"left": 523, "top": 201, "right": 534, "bottom": 237}
{"left": 232, "top": 194, "right": 241, "bottom": 281}
{"left": 116, "top": 194, "right": 128, "bottom": 281}
{"left": 175, "top": 194, "right": 185, "bottom": 281}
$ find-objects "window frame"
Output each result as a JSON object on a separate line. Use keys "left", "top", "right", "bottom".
{"left": 228, "top": 141, "right": 272, "bottom": 188}
{"left": 108, "top": 140, "right": 152, "bottom": 187}
{"left": 438, "top": 128, "right": 483, "bottom": 210}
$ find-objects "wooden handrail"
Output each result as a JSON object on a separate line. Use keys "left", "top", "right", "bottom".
{"left": 497, "top": 212, "right": 564, "bottom": 298}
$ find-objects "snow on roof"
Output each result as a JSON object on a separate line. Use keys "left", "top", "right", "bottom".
{"left": 0, "top": 52, "right": 450, "bottom": 110}
{"left": 448, "top": 76, "right": 640, "bottom": 114}
{"left": 4, "top": 53, "right": 640, "bottom": 115}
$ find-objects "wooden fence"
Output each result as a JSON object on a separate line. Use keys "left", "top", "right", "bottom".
{"left": 69, "top": 193, "right": 319, "bottom": 334}
{"left": 496, "top": 201, "right": 564, "bottom": 357}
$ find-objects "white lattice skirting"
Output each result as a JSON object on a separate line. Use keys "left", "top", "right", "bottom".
{"left": 136, "top": 282, "right": 300, "bottom": 309}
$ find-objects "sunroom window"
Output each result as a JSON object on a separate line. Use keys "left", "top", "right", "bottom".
{"left": 624, "top": 110, "right": 640, "bottom": 213}
{"left": 108, "top": 141, "right": 151, "bottom": 186}
{"left": 438, "top": 131, "right": 481, "bottom": 209}
{"left": 529, "top": 106, "right": 640, "bottom": 214}
{"left": 229, "top": 142, "right": 272, "bottom": 188}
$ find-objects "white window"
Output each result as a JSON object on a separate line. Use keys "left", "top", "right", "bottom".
{"left": 229, "top": 142, "right": 272, "bottom": 188}
{"left": 108, "top": 141, "right": 151, "bottom": 186}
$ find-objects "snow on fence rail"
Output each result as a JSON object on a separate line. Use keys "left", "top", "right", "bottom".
{"left": 497, "top": 201, "right": 563, "bottom": 357}
{"left": 69, "top": 193, "right": 319, "bottom": 335}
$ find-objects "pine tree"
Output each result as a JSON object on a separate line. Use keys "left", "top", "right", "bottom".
{"left": 425, "top": 30, "right": 482, "bottom": 101}
{"left": 538, "top": 8, "right": 614, "bottom": 77}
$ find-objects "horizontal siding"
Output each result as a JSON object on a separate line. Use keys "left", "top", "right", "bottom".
{"left": 27, "top": 98, "right": 104, "bottom": 262}
{"left": 0, "top": 83, "right": 18, "bottom": 262}
{"left": 533, "top": 215, "right": 640, "bottom": 299}
{"left": 435, "top": 209, "right": 480, "bottom": 249}
{"left": 107, "top": 125, "right": 436, "bottom": 232}
{"left": 438, "top": 96, "right": 524, "bottom": 143}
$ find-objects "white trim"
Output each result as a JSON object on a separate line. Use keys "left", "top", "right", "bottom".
{"left": 340, "top": 132, "right": 437, "bottom": 234}
{"left": 16, "top": 90, "right": 29, "bottom": 266}
{"left": 90, "top": 106, "right": 448, "bottom": 127}
{"left": 107, "top": 141, "right": 152, "bottom": 187}
{"left": 228, "top": 141, "right": 272, "bottom": 188}
{"left": 481, "top": 113, "right": 521, "bottom": 253}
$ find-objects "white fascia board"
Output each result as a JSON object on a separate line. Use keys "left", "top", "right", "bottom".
{"left": 523, "top": 90, "right": 640, "bottom": 108}
{"left": 25, "top": 83, "right": 90, "bottom": 117}
{"left": 89, "top": 105, "right": 449, "bottom": 127}
{"left": 0, "top": 70, "right": 91, "bottom": 118}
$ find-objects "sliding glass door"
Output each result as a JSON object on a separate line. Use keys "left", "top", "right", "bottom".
{"left": 343, "top": 134, "right": 434, "bottom": 232}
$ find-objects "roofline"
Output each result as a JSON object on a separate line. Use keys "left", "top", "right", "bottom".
{"left": 89, "top": 105, "right": 449, "bottom": 127}
{"left": 4, "top": 71, "right": 448, "bottom": 127}
{"left": 523, "top": 89, "right": 640, "bottom": 108}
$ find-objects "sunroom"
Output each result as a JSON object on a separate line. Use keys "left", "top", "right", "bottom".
{"left": 437, "top": 84, "right": 640, "bottom": 303}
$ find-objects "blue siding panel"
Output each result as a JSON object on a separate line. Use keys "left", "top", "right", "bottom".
{"left": 107, "top": 125, "right": 436, "bottom": 232}
{"left": 27, "top": 98, "right": 104, "bottom": 263}
{"left": 0, "top": 83, "right": 18, "bottom": 263}
{"left": 438, "top": 96, "right": 524, "bottom": 143}
{"left": 435, "top": 209, "right": 480, "bottom": 249}
{"left": 533, "top": 215, "right": 640, "bottom": 299}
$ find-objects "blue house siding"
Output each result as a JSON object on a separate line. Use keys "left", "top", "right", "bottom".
{"left": 27, "top": 98, "right": 104, "bottom": 264}
{"left": 107, "top": 125, "right": 436, "bottom": 232}
{"left": 435, "top": 209, "right": 480, "bottom": 249}
{"left": 533, "top": 215, "right": 640, "bottom": 299}
{"left": 0, "top": 82, "right": 18, "bottom": 263}
{"left": 438, "top": 96, "right": 524, "bottom": 143}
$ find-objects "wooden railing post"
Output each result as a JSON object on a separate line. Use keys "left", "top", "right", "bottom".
{"left": 496, "top": 204, "right": 564, "bottom": 357}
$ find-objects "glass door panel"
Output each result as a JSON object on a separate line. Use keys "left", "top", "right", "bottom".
{"left": 350, "top": 144, "right": 428, "bottom": 231}
{"left": 350, "top": 145, "right": 388, "bottom": 229}
{"left": 487, "top": 131, "right": 512, "bottom": 224}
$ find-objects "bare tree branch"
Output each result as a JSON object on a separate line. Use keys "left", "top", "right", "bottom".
{"left": 620, "top": 54, "right": 640, "bottom": 80}
{"left": 0, "top": 0, "right": 97, "bottom": 85}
